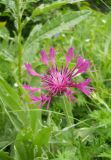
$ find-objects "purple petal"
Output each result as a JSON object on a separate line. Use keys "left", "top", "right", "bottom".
{"left": 76, "top": 56, "right": 84, "bottom": 68}
{"left": 46, "top": 97, "right": 51, "bottom": 109}
{"left": 23, "top": 84, "right": 40, "bottom": 94}
{"left": 30, "top": 95, "right": 41, "bottom": 102}
{"left": 74, "top": 78, "right": 94, "bottom": 96}
{"left": 40, "top": 50, "right": 49, "bottom": 66}
{"left": 66, "top": 89, "right": 72, "bottom": 97}
{"left": 40, "top": 94, "right": 51, "bottom": 109}
{"left": 25, "top": 64, "right": 42, "bottom": 78}
{"left": 73, "top": 56, "right": 90, "bottom": 76}
{"left": 81, "top": 78, "right": 92, "bottom": 85}
{"left": 50, "top": 47, "right": 56, "bottom": 65}
{"left": 66, "top": 89, "right": 77, "bottom": 102}
{"left": 66, "top": 48, "right": 74, "bottom": 66}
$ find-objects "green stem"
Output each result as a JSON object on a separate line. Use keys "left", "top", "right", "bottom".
{"left": 18, "top": 37, "right": 22, "bottom": 83}
{"left": 62, "top": 96, "right": 74, "bottom": 126}
{"left": 62, "top": 96, "right": 74, "bottom": 144}
{"left": 15, "top": 0, "right": 23, "bottom": 83}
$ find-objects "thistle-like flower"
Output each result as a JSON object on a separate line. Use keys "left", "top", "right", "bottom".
{"left": 23, "top": 47, "right": 94, "bottom": 108}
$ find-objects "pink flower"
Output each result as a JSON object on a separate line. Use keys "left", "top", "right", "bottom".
{"left": 23, "top": 47, "right": 94, "bottom": 109}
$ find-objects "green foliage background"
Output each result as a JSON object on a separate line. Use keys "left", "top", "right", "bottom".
{"left": 0, "top": 0, "right": 111, "bottom": 159}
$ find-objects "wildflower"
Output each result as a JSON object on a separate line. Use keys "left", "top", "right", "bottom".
{"left": 23, "top": 47, "right": 94, "bottom": 108}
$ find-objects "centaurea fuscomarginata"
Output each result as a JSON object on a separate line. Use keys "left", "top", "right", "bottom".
{"left": 23, "top": 47, "right": 94, "bottom": 109}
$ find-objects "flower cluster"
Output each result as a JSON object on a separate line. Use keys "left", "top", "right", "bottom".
{"left": 23, "top": 47, "right": 94, "bottom": 108}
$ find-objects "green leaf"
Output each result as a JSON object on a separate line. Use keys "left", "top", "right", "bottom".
{"left": 0, "top": 77, "right": 24, "bottom": 131}
{"left": 0, "top": 22, "right": 6, "bottom": 28}
{"left": 14, "top": 127, "right": 51, "bottom": 160}
{"left": 38, "top": 10, "right": 91, "bottom": 40}
{"left": 31, "top": 1, "right": 67, "bottom": 17}
{"left": 0, "top": 140, "right": 13, "bottom": 149}
{"left": 0, "top": 151, "right": 13, "bottom": 160}
{"left": 34, "top": 127, "right": 52, "bottom": 146}
{"left": 14, "top": 130, "right": 35, "bottom": 160}
{"left": 31, "top": 0, "right": 84, "bottom": 17}
{"left": 0, "top": 27, "right": 14, "bottom": 62}
{"left": 33, "top": 126, "right": 52, "bottom": 156}
{"left": 0, "top": 76, "right": 42, "bottom": 135}
{"left": 98, "top": 151, "right": 111, "bottom": 158}
{"left": 24, "top": 10, "right": 91, "bottom": 62}
{"left": 28, "top": 106, "right": 42, "bottom": 134}
{"left": 0, "top": 27, "right": 9, "bottom": 39}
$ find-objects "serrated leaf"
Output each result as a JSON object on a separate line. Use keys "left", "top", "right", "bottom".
{"left": 31, "top": 0, "right": 84, "bottom": 17}
{"left": 24, "top": 10, "right": 91, "bottom": 62}
{"left": 38, "top": 10, "right": 91, "bottom": 40}
{"left": 32, "top": 1, "right": 67, "bottom": 17}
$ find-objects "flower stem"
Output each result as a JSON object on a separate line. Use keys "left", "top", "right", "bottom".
{"left": 62, "top": 96, "right": 74, "bottom": 126}
{"left": 62, "top": 96, "right": 74, "bottom": 145}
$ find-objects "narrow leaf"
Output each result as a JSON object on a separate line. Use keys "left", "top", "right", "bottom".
{"left": 24, "top": 10, "right": 91, "bottom": 62}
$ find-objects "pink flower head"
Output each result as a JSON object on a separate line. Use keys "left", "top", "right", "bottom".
{"left": 23, "top": 47, "right": 94, "bottom": 109}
